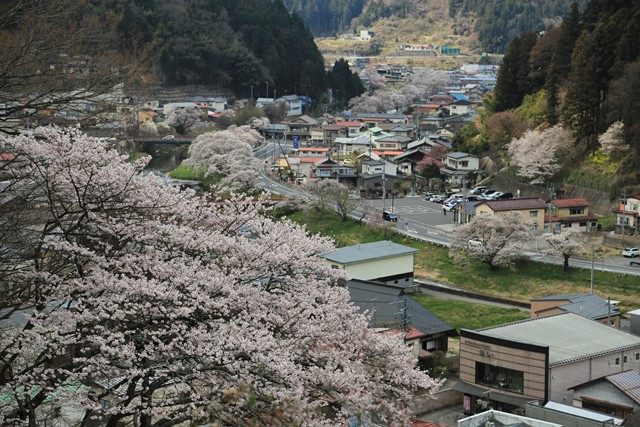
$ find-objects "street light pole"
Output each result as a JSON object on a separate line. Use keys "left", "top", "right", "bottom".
{"left": 621, "top": 190, "right": 627, "bottom": 246}
{"left": 266, "top": 81, "right": 269, "bottom": 99}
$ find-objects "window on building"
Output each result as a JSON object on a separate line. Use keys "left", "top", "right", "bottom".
{"left": 460, "top": 161, "right": 469, "bottom": 168}
{"left": 616, "top": 357, "right": 620, "bottom": 365}
{"left": 475, "top": 362, "right": 524, "bottom": 394}
{"left": 624, "top": 356, "right": 628, "bottom": 363}
{"left": 569, "top": 208, "right": 584, "bottom": 215}
{"left": 579, "top": 222, "right": 587, "bottom": 227}
{"left": 636, "top": 353, "right": 639, "bottom": 360}
{"left": 529, "top": 211, "right": 538, "bottom": 217}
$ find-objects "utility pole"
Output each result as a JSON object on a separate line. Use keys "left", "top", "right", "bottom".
{"left": 266, "top": 81, "right": 269, "bottom": 99}
{"left": 608, "top": 296, "right": 612, "bottom": 327}
{"left": 621, "top": 190, "right": 628, "bottom": 246}
{"left": 382, "top": 162, "right": 387, "bottom": 213}
{"left": 590, "top": 244, "right": 595, "bottom": 294}
{"left": 250, "top": 85, "right": 254, "bottom": 106}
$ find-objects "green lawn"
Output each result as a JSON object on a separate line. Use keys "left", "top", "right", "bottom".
{"left": 168, "top": 164, "right": 221, "bottom": 187}
{"left": 412, "top": 294, "right": 529, "bottom": 331}
{"left": 286, "top": 209, "right": 640, "bottom": 311}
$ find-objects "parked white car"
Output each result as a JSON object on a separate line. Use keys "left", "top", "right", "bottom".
{"left": 622, "top": 247, "right": 640, "bottom": 257}
{"left": 429, "top": 195, "right": 446, "bottom": 203}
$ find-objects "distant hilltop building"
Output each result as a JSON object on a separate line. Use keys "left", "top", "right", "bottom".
{"left": 357, "top": 29, "right": 373, "bottom": 41}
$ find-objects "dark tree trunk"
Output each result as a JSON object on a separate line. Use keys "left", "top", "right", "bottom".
{"left": 563, "top": 254, "right": 570, "bottom": 271}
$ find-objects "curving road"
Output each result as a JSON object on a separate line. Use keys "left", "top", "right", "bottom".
{"left": 253, "top": 143, "right": 640, "bottom": 276}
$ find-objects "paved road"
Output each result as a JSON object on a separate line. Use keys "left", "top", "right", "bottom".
{"left": 253, "top": 143, "right": 640, "bottom": 276}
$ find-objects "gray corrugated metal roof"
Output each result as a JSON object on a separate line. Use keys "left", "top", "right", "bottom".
{"left": 533, "top": 294, "right": 621, "bottom": 320}
{"left": 447, "top": 151, "right": 473, "bottom": 159}
{"left": 346, "top": 279, "right": 455, "bottom": 336}
{"left": 323, "top": 240, "right": 417, "bottom": 265}
{"left": 475, "top": 313, "right": 640, "bottom": 366}
{"left": 607, "top": 371, "right": 640, "bottom": 405}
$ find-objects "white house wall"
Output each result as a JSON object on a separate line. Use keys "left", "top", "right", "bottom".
{"left": 330, "top": 254, "right": 414, "bottom": 281}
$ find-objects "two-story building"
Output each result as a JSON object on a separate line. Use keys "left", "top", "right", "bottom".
{"left": 456, "top": 314, "right": 640, "bottom": 414}
{"left": 441, "top": 152, "right": 482, "bottom": 185}
{"left": 613, "top": 195, "right": 640, "bottom": 236}
{"left": 322, "top": 240, "right": 418, "bottom": 286}
{"left": 277, "top": 95, "right": 303, "bottom": 116}
{"left": 334, "top": 121, "right": 364, "bottom": 137}
{"left": 337, "top": 136, "right": 372, "bottom": 156}
{"left": 475, "top": 198, "right": 547, "bottom": 230}
{"left": 375, "top": 135, "right": 413, "bottom": 151}
{"left": 545, "top": 198, "right": 599, "bottom": 232}
{"left": 286, "top": 115, "right": 323, "bottom": 141}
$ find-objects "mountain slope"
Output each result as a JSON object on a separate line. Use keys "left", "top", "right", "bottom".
{"left": 105, "top": 0, "right": 327, "bottom": 98}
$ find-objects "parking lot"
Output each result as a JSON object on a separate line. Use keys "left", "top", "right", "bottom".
{"left": 368, "top": 196, "right": 454, "bottom": 229}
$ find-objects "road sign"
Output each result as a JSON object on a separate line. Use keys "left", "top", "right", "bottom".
{"left": 292, "top": 136, "right": 300, "bottom": 149}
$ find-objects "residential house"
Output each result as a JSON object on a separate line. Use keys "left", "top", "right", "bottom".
{"left": 613, "top": 195, "right": 640, "bottom": 235}
{"left": 337, "top": 136, "right": 372, "bottom": 156}
{"left": 358, "top": 153, "right": 398, "bottom": 177}
{"left": 311, "top": 158, "right": 339, "bottom": 179}
{"left": 346, "top": 279, "right": 457, "bottom": 357}
{"left": 358, "top": 173, "right": 398, "bottom": 198}
{"left": 429, "top": 94, "right": 454, "bottom": 105}
{"left": 475, "top": 198, "right": 547, "bottom": 230}
{"left": 320, "top": 124, "right": 349, "bottom": 146}
{"left": 463, "top": 84, "right": 489, "bottom": 102}
{"left": 261, "top": 123, "right": 288, "bottom": 139}
{"left": 375, "top": 135, "right": 413, "bottom": 151}
{"left": 334, "top": 121, "right": 364, "bottom": 137}
{"left": 323, "top": 240, "right": 418, "bottom": 286}
{"left": 455, "top": 313, "right": 640, "bottom": 414}
{"left": 546, "top": 198, "right": 599, "bottom": 232}
{"left": 354, "top": 112, "right": 407, "bottom": 126}
{"left": 569, "top": 370, "right": 640, "bottom": 419}
{"left": 298, "top": 147, "right": 329, "bottom": 157}
{"left": 413, "top": 103, "right": 445, "bottom": 116}
{"left": 286, "top": 115, "right": 321, "bottom": 141}
{"left": 388, "top": 125, "right": 415, "bottom": 138}
{"left": 530, "top": 293, "right": 621, "bottom": 327}
{"left": 190, "top": 96, "right": 227, "bottom": 112}
{"left": 277, "top": 95, "right": 303, "bottom": 117}
{"left": 336, "top": 164, "right": 358, "bottom": 186}
{"left": 441, "top": 152, "right": 481, "bottom": 185}
{"left": 137, "top": 110, "right": 157, "bottom": 126}
{"left": 453, "top": 201, "right": 480, "bottom": 225}
{"left": 361, "top": 160, "right": 386, "bottom": 176}
{"left": 443, "top": 99, "right": 473, "bottom": 115}
{"left": 255, "top": 97, "right": 275, "bottom": 109}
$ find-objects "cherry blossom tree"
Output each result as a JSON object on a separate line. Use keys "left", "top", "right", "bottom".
{"left": 542, "top": 228, "right": 582, "bottom": 271}
{"left": 507, "top": 125, "right": 572, "bottom": 184}
{"left": 452, "top": 213, "right": 531, "bottom": 270}
{"left": 598, "top": 121, "right": 627, "bottom": 157}
{"left": 185, "top": 126, "right": 262, "bottom": 191}
{"left": 165, "top": 105, "right": 202, "bottom": 134}
{"left": 0, "top": 126, "right": 440, "bottom": 426}
{"left": 349, "top": 68, "right": 448, "bottom": 113}
{"left": 306, "top": 179, "right": 359, "bottom": 221}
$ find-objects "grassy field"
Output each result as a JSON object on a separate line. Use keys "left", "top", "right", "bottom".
{"left": 412, "top": 294, "right": 529, "bottom": 331}
{"left": 168, "top": 164, "right": 221, "bottom": 187}
{"left": 286, "top": 209, "right": 640, "bottom": 311}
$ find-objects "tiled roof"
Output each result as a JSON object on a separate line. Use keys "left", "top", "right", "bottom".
{"left": 480, "top": 198, "right": 547, "bottom": 211}
{"left": 552, "top": 198, "right": 591, "bottom": 208}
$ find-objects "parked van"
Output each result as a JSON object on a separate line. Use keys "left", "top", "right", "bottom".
{"left": 382, "top": 211, "right": 398, "bottom": 222}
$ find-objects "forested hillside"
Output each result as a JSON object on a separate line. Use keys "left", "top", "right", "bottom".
{"left": 449, "top": 0, "right": 588, "bottom": 52}
{"left": 490, "top": 0, "right": 640, "bottom": 192}
{"left": 282, "top": 0, "right": 365, "bottom": 35}
{"left": 93, "top": 0, "right": 327, "bottom": 98}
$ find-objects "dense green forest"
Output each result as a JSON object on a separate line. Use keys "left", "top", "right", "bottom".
{"left": 92, "top": 0, "right": 327, "bottom": 99}
{"left": 282, "top": 0, "right": 365, "bottom": 35}
{"left": 449, "top": 0, "right": 588, "bottom": 53}
{"left": 492, "top": 0, "right": 640, "bottom": 191}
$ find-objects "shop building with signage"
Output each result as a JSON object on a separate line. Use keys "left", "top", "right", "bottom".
{"left": 455, "top": 313, "right": 640, "bottom": 415}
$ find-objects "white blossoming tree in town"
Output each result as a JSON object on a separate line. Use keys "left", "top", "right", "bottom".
{"left": 0, "top": 127, "right": 439, "bottom": 426}
{"left": 164, "top": 105, "right": 201, "bottom": 134}
{"left": 542, "top": 228, "right": 582, "bottom": 271}
{"left": 507, "top": 125, "right": 572, "bottom": 184}
{"left": 306, "top": 179, "right": 359, "bottom": 221}
{"left": 598, "top": 121, "right": 627, "bottom": 157}
{"left": 452, "top": 213, "right": 531, "bottom": 270}
{"left": 185, "top": 126, "right": 262, "bottom": 191}
{"left": 350, "top": 68, "right": 448, "bottom": 113}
